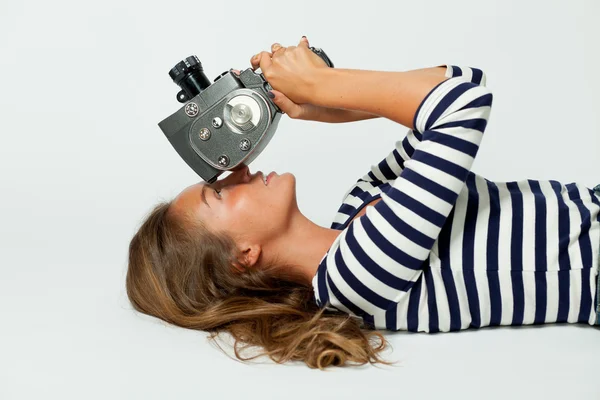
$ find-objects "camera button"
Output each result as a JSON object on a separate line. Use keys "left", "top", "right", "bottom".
{"left": 212, "top": 117, "right": 223, "bottom": 128}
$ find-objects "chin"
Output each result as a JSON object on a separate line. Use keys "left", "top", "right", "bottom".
{"left": 270, "top": 171, "right": 295, "bottom": 184}
{"left": 280, "top": 172, "right": 296, "bottom": 189}
{"left": 269, "top": 172, "right": 297, "bottom": 207}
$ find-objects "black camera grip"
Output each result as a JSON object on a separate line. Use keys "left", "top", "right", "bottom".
{"left": 309, "top": 47, "right": 334, "bottom": 68}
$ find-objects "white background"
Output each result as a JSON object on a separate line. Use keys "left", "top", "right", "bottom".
{"left": 1, "top": 0, "right": 599, "bottom": 399}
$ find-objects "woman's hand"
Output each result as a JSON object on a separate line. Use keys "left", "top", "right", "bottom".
{"left": 264, "top": 89, "right": 324, "bottom": 121}
{"left": 246, "top": 37, "right": 379, "bottom": 123}
{"left": 250, "top": 38, "right": 321, "bottom": 120}
{"left": 230, "top": 66, "right": 318, "bottom": 120}
{"left": 252, "top": 37, "right": 327, "bottom": 104}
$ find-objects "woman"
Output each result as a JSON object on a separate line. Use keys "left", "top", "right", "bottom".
{"left": 127, "top": 37, "right": 600, "bottom": 369}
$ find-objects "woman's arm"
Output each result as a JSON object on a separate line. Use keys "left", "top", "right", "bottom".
{"left": 254, "top": 40, "right": 481, "bottom": 130}
{"left": 268, "top": 66, "right": 450, "bottom": 124}
{"left": 314, "top": 77, "right": 494, "bottom": 316}
{"left": 359, "top": 65, "right": 489, "bottom": 183}
{"left": 281, "top": 65, "right": 487, "bottom": 124}
{"left": 302, "top": 66, "right": 450, "bottom": 123}
{"left": 309, "top": 67, "right": 449, "bottom": 129}
{"left": 292, "top": 66, "right": 448, "bottom": 123}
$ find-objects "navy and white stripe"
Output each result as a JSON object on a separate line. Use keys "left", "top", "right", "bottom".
{"left": 312, "top": 65, "right": 600, "bottom": 332}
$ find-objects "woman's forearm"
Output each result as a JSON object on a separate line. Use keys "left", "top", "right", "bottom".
{"left": 309, "top": 66, "right": 448, "bottom": 129}
{"left": 311, "top": 108, "right": 380, "bottom": 123}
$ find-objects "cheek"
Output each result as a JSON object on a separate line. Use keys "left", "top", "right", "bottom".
{"left": 226, "top": 176, "right": 295, "bottom": 218}
{"left": 224, "top": 191, "right": 256, "bottom": 220}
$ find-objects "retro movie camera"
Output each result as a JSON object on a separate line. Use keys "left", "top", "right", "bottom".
{"left": 158, "top": 46, "right": 334, "bottom": 183}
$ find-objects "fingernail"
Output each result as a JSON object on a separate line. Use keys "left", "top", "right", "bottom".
{"left": 267, "top": 91, "right": 275, "bottom": 99}
{"left": 302, "top": 35, "right": 307, "bottom": 39}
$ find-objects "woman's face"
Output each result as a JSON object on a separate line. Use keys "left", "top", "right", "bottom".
{"left": 170, "top": 164, "right": 298, "bottom": 251}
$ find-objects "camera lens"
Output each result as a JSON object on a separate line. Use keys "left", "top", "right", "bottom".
{"left": 169, "top": 56, "right": 211, "bottom": 103}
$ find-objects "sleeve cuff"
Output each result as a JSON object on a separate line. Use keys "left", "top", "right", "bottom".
{"left": 437, "top": 64, "right": 487, "bottom": 86}
{"left": 412, "top": 78, "right": 464, "bottom": 134}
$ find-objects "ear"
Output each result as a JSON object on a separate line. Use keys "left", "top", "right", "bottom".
{"left": 231, "top": 244, "right": 261, "bottom": 273}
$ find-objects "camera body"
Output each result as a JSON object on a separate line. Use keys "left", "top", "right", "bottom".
{"left": 158, "top": 48, "right": 333, "bottom": 184}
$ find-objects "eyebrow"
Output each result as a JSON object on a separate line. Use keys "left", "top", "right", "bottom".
{"left": 200, "top": 183, "right": 211, "bottom": 209}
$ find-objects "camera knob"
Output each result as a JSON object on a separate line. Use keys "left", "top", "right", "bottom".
{"left": 213, "top": 70, "right": 229, "bottom": 83}
{"left": 224, "top": 94, "right": 261, "bottom": 131}
{"left": 231, "top": 103, "right": 253, "bottom": 126}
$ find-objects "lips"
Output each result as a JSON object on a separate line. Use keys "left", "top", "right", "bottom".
{"left": 252, "top": 170, "right": 275, "bottom": 185}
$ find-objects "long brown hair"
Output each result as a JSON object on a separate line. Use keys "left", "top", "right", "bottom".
{"left": 126, "top": 200, "right": 398, "bottom": 369}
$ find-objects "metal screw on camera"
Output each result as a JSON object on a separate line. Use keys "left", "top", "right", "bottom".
{"left": 239, "top": 138, "right": 251, "bottom": 151}
{"left": 185, "top": 103, "right": 199, "bottom": 117}
{"left": 198, "top": 128, "right": 211, "bottom": 141}
{"left": 218, "top": 155, "right": 229, "bottom": 167}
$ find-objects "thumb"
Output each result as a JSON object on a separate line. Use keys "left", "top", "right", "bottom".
{"left": 298, "top": 35, "right": 310, "bottom": 48}
{"left": 268, "top": 89, "right": 303, "bottom": 119}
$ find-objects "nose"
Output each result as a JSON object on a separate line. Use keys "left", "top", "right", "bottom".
{"left": 222, "top": 164, "right": 251, "bottom": 184}
{"left": 236, "top": 164, "right": 250, "bottom": 180}
{"left": 231, "top": 163, "right": 249, "bottom": 177}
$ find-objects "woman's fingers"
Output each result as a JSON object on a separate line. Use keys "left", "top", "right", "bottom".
{"left": 250, "top": 53, "right": 264, "bottom": 70}
{"left": 248, "top": 37, "right": 315, "bottom": 103}
{"left": 271, "top": 42, "right": 283, "bottom": 53}
{"left": 271, "top": 43, "right": 288, "bottom": 60}
{"left": 268, "top": 89, "right": 303, "bottom": 119}
{"left": 298, "top": 36, "right": 309, "bottom": 47}
{"left": 250, "top": 51, "right": 272, "bottom": 70}
{"left": 250, "top": 51, "right": 272, "bottom": 71}
{"left": 257, "top": 50, "right": 273, "bottom": 72}
{"left": 252, "top": 37, "right": 307, "bottom": 71}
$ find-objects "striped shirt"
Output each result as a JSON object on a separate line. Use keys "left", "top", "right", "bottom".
{"left": 311, "top": 65, "right": 600, "bottom": 333}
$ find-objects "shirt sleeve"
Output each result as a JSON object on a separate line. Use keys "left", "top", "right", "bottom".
{"left": 317, "top": 74, "right": 493, "bottom": 317}
{"left": 359, "top": 65, "right": 487, "bottom": 185}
